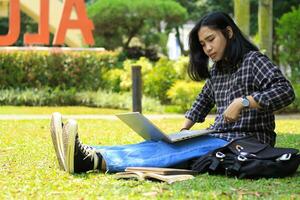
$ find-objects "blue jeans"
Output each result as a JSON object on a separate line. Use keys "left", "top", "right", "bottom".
{"left": 94, "top": 135, "right": 228, "bottom": 172}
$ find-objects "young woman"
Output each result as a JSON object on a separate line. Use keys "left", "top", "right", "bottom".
{"left": 50, "top": 12, "right": 295, "bottom": 174}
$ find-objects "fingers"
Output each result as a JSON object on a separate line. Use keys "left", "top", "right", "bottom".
{"left": 223, "top": 114, "right": 241, "bottom": 123}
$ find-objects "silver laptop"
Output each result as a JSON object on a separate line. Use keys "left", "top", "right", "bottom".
{"left": 116, "top": 112, "right": 217, "bottom": 143}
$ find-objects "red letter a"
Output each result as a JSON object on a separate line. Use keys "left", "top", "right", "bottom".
{"left": 24, "top": 0, "right": 49, "bottom": 45}
{"left": 53, "top": 0, "right": 94, "bottom": 46}
{"left": 0, "top": 0, "right": 20, "bottom": 46}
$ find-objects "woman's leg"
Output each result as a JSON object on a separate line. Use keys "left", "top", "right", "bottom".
{"left": 95, "top": 135, "right": 228, "bottom": 172}
{"left": 50, "top": 113, "right": 228, "bottom": 174}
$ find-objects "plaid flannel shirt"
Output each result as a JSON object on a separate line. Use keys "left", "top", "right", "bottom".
{"left": 185, "top": 51, "right": 295, "bottom": 146}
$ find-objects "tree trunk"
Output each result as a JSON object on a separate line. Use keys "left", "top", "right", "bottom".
{"left": 258, "top": 0, "right": 273, "bottom": 60}
{"left": 123, "top": 20, "right": 144, "bottom": 49}
{"left": 234, "top": 0, "right": 250, "bottom": 36}
{"left": 175, "top": 26, "right": 185, "bottom": 55}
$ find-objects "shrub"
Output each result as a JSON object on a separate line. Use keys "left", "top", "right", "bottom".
{"left": 120, "top": 57, "right": 153, "bottom": 91}
{"left": 276, "top": 6, "right": 300, "bottom": 82}
{"left": 76, "top": 90, "right": 163, "bottom": 112}
{"left": 0, "top": 50, "right": 119, "bottom": 90}
{"left": 0, "top": 88, "right": 163, "bottom": 112}
{"left": 173, "top": 56, "right": 190, "bottom": 80}
{"left": 0, "top": 87, "right": 77, "bottom": 106}
{"left": 143, "top": 57, "right": 178, "bottom": 103}
{"left": 167, "top": 80, "right": 204, "bottom": 111}
{"left": 102, "top": 69, "right": 124, "bottom": 92}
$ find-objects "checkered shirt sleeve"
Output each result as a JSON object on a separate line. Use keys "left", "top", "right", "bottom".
{"left": 250, "top": 52, "right": 295, "bottom": 111}
{"left": 185, "top": 79, "right": 215, "bottom": 123}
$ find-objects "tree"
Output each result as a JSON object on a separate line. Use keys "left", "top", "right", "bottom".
{"left": 0, "top": 12, "right": 38, "bottom": 46}
{"left": 234, "top": 0, "right": 250, "bottom": 36}
{"left": 258, "top": 0, "right": 273, "bottom": 59}
{"left": 276, "top": 6, "right": 300, "bottom": 82}
{"left": 172, "top": 0, "right": 233, "bottom": 55}
{"left": 88, "top": 0, "right": 187, "bottom": 51}
{"left": 175, "top": 0, "right": 233, "bottom": 21}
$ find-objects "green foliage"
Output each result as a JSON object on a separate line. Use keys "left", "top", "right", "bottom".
{"left": 0, "top": 88, "right": 163, "bottom": 112}
{"left": 119, "top": 57, "right": 153, "bottom": 91}
{"left": 88, "top": 0, "right": 187, "bottom": 50}
{"left": 102, "top": 69, "right": 124, "bottom": 92}
{"left": 176, "top": 0, "right": 233, "bottom": 21}
{"left": 0, "top": 87, "right": 76, "bottom": 106}
{"left": 143, "top": 58, "right": 178, "bottom": 103}
{"left": 0, "top": 50, "right": 119, "bottom": 90}
{"left": 173, "top": 56, "right": 190, "bottom": 80}
{"left": 276, "top": 6, "right": 300, "bottom": 82}
{"left": 167, "top": 80, "right": 204, "bottom": 111}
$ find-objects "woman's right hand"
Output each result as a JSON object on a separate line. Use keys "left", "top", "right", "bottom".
{"left": 181, "top": 118, "right": 195, "bottom": 131}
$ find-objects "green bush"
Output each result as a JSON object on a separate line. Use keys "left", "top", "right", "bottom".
{"left": 0, "top": 87, "right": 77, "bottom": 106}
{"left": 0, "top": 88, "right": 163, "bottom": 112}
{"left": 119, "top": 57, "right": 153, "bottom": 91}
{"left": 276, "top": 6, "right": 300, "bottom": 82}
{"left": 0, "top": 50, "right": 119, "bottom": 90}
{"left": 76, "top": 90, "right": 163, "bottom": 112}
{"left": 143, "top": 58, "right": 178, "bottom": 103}
{"left": 102, "top": 69, "right": 124, "bottom": 92}
{"left": 167, "top": 80, "right": 204, "bottom": 112}
{"left": 173, "top": 56, "right": 190, "bottom": 80}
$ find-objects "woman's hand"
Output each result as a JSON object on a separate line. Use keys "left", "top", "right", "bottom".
{"left": 223, "top": 98, "right": 244, "bottom": 123}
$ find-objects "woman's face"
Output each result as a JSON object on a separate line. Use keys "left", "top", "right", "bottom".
{"left": 198, "top": 26, "right": 228, "bottom": 62}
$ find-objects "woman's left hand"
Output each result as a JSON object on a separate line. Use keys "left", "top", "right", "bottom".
{"left": 223, "top": 98, "right": 244, "bottom": 123}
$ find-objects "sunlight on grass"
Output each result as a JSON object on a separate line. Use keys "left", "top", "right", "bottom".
{"left": 0, "top": 106, "right": 129, "bottom": 115}
{"left": 0, "top": 117, "right": 299, "bottom": 199}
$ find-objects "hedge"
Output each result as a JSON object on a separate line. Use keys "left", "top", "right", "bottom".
{"left": 0, "top": 88, "right": 163, "bottom": 112}
{"left": 0, "top": 50, "right": 119, "bottom": 90}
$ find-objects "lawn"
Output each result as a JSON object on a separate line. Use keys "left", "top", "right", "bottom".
{"left": 0, "top": 107, "right": 299, "bottom": 199}
{"left": 0, "top": 106, "right": 129, "bottom": 115}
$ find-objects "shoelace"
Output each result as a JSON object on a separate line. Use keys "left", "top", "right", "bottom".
{"left": 77, "top": 139, "right": 99, "bottom": 170}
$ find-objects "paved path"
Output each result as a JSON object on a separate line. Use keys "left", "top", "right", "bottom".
{"left": 0, "top": 114, "right": 299, "bottom": 120}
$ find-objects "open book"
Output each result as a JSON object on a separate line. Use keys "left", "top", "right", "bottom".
{"left": 115, "top": 167, "right": 196, "bottom": 184}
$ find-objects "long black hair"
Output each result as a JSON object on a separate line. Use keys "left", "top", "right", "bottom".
{"left": 188, "top": 12, "right": 258, "bottom": 81}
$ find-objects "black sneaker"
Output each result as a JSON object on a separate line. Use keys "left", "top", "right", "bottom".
{"left": 50, "top": 112, "right": 66, "bottom": 170}
{"left": 63, "top": 119, "right": 102, "bottom": 173}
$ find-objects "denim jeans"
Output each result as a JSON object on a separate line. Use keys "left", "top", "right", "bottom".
{"left": 94, "top": 135, "right": 228, "bottom": 172}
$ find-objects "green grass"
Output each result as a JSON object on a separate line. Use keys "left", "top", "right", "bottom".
{"left": 0, "top": 106, "right": 129, "bottom": 115}
{"left": 0, "top": 109, "right": 299, "bottom": 199}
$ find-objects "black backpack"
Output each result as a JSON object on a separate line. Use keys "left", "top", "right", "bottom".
{"left": 191, "top": 136, "right": 300, "bottom": 179}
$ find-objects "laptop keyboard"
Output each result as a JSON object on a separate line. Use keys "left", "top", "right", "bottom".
{"left": 169, "top": 131, "right": 197, "bottom": 140}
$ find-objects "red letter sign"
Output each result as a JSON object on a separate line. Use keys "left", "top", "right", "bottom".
{"left": 24, "top": 0, "right": 49, "bottom": 45}
{"left": 53, "top": 0, "right": 94, "bottom": 46}
{"left": 0, "top": 0, "right": 20, "bottom": 46}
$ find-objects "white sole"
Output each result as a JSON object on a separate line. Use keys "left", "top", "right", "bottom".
{"left": 65, "top": 119, "right": 77, "bottom": 174}
{"left": 50, "top": 112, "right": 66, "bottom": 170}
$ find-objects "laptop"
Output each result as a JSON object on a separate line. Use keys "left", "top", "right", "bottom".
{"left": 116, "top": 112, "right": 217, "bottom": 143}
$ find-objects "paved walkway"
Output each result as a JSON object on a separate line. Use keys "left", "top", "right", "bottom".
{"left": 0, "top": 114, "right": 299, "bottom": 120}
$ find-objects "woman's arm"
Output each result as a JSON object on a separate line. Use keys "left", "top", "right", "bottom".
{"left": 183, "top": 79, "right": 215, "bottom": 130}
{"left": 250, "top": 52, "right": 295, "bottom": 111}
{"left": 222, "top": 95, "right": 261, "bottom": 123}
{"left": 180, "top": 118, "right": 195, "bottom": 131}
{"left": 223, "top": 52, "right": 295, "bottom": 123}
